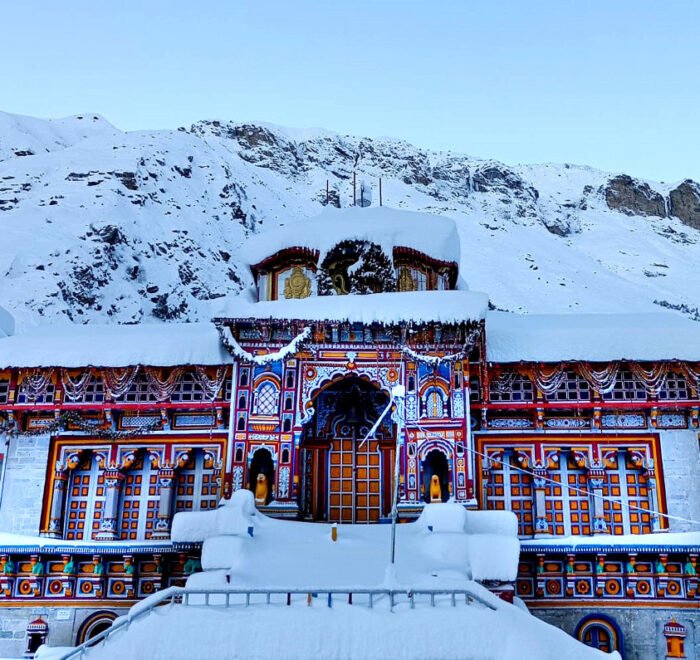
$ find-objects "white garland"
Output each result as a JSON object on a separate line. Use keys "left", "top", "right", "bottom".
{"left": 218, "top": 325, "right": 312, "bottom": 364}
{"left": 400, "top": 345, "right": 467, "bottom": 365}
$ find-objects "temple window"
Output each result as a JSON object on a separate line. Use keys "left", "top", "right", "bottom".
{"left": 547, "top": 371, "right": 591, "bottom": 402}
{"left": 253, "top": 381, "right": 280, "bottom": 416}
{"left": 396, "top": 266, "right": 428, "bottom": 292}
{"left": 0, "top": 378, "right": 9, "bottom": 404}
{"left": 602, "top": 452, "right": 652, "bottom": 534}
{"left": 223, "top": 378, "right": 233, "bottom": 401}
{"left": 115, "top": 373, "right": 157, "bottom": 403}
{"left": 545, "top": 453, "right": 591, "bottom": 535}
{"left": 489, "top": 373, "right": 534, "bottom": 403}
{"left": 64, "top": 451, "right": 106, "bottom": 541}
{"left": 423, "top": 389, "right": 447, "bottom": 418}
{"left": 469, "top": 377, "right": 480, "bottom": 401}
{"left": 437, "top": 271, "right": 450, "bottom": 290}
{"left": 171, "top": 372, "right": 207, "bottom": 402}
{"left": 119, "top": 451, "right": 159, "bottom": 540}
{"left": 659, "top": 372, "right": 689, "bottom": 400}
{"left": 486, "top": 453, "right": 534, "bottom": 537}
{"left": 62, "top": 374, "right": 105, "bottom": 404}
{"left": 16, "top": 378, "right": 56, "bottom": 404}
{"left": 175, "top": 449, "right": 219, "bottom": 512}
{"left": 602, "top": 369, "right": 647, "bottom": 401}
{"left": 575, "top": 616, "right": 621, "bottom": 654}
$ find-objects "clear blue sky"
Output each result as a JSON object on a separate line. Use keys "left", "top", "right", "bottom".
{"left": 3, "top": 0, "right": 699, "bottom": 181}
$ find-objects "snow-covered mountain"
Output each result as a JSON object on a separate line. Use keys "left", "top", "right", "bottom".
{"left": 1, "top": 110, "right": 699, "bottom": 330}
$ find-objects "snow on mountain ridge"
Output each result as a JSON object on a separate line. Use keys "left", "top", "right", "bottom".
{"left": 0, "top": 110, "right": 699, "bottom": 330}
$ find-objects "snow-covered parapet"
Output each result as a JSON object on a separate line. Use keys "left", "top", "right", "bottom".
{"left": 415, "top": 504, "right": 520, "bottom": 583}
{"left": 171, "top": 489, "right": 256, "bottom": 543}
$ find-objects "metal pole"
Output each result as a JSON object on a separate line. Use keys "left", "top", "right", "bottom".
{"left": 353, "top": 172, "right": 357, "bottom": 206}
{"left": 389, "top": 386, "right": 405, "bottom": 565}
{"left": 379, "top": 177, "right": 383, "bottom": 206}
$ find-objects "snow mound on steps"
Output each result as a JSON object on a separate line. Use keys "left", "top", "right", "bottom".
{"left": 37, "top": 493, "right": 615, "bottom": 660}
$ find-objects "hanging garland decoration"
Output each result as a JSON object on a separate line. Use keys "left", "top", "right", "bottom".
{"left": 18, "top": 368, "right": 55, "bottom": 401}
{"left": 489, "top": 369, "right": 520, "bottom": 394}
{"left": 217, "top": 324, "right": 312, "bottom": 365}
{"left": 400, "top": 326, "right": 481, "bottom": 365}
{"left": 144, "top": 367, "right": 185, "bottom": 402}
{"left": 628, "top": 362, "right": 670, "bottom": 397}
{"left": 192, "top": 366, "right": 228, "bottom": 401}
{"left": 102, "top": 366, "right": 140, "bottom": 399}
{"left": 8, "top": 411, "right": 159, "bottom": 439}
{"left": 60, "top": 369, "right": 94, "bottom": 402}
{"left": 532, "top": 364, "right": 569, "bottom": 397}
{"left": 678, "top": 362, "right": 700, "bottom": 389}
{"left": 576, "top": 362, "right": 621, "bottom": 395}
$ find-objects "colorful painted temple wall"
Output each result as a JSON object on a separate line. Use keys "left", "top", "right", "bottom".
{"left": 0, "top": 331, "right": 699, "bottom": 658}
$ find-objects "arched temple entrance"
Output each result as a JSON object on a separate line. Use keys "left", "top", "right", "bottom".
{"left": 301, "top": 376, "right": 394, "bottom": 523}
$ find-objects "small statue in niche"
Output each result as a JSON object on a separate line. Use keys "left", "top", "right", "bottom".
{"left": 429, "top": 475, "right": 442, "bottom": 503}
{"left": 284, "top": 267, "right": 311, "bottom": 299}
{"left": 255, "top": 473, "right": 268, "bottom": 504}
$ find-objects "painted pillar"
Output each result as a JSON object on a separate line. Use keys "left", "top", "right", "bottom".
{"left": 46, "top": 467, "right": 68, "bottom": 538}
{"left": 96, "top": 468, "right": 124, "bottom": 541}
{"left": 589, "top": 462, "right": 608, "bottom": 534}
{"left": 533, "top": 467, "right": 549, "bottom": 535}
{"left": 152, "top": 466, "right": 176, "bottom": 540}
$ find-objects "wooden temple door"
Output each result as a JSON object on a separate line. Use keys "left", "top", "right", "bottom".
{"left": 327, "top": 430, "right": 382, "bottom": 523}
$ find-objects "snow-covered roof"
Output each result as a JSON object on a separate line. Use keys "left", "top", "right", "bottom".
{"left": 244, "top": 206, "right": 461, "bottom": 268}
{"left": 214, "top": 290, "right": 489, "bottom": 325}
{"left": 486, "top": 311, "right": 700, "bottom": 363}
{"left": 0, "top": 322, "right": 228, "bottom": 369}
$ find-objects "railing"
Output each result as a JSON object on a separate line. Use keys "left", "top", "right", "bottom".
{"left": 55, "top": 586, "right": 497, "bottom": 660}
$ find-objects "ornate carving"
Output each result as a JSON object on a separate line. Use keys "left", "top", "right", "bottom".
{"left": 283, "top": 267, "right": 312, "bottom": 299}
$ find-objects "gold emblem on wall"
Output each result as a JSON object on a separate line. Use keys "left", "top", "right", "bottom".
{"left": 284, "top": 266, "right": 312, "bottom": 299}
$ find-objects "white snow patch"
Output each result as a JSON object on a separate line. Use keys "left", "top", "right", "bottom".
{"left": 214, "top": 290, "right": 489, "bottom": 325}
{"left": 487, "top": 310, "right": 700, "bottom": 362}
{"left": 244, "top": 206, "right": 461, "bottom": 267}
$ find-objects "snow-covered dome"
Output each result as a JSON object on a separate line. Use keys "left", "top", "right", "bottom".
{"left": 245, "top": 207, "right": 461, "bottom": 302}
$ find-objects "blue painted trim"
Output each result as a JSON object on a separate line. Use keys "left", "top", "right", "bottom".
{"left": 521, "top": 543, "right": 700, "bottom": 553}
{"left": 574, "top": 613, "right": 625, "bottom": 660}
{"left": 0, "top": 542, "right": 200, "bottom": 554}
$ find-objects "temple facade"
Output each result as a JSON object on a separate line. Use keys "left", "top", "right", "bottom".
{"left": 0, "top": 207, "right": 698, "bottom": 659}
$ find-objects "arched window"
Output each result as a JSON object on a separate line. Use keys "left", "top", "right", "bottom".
{"left": 426, "top": 390, "right": 444, "bottom": 418}
{"left": 175, "top": 450, "right": 219, "bottom": 512}
{"left": 254, "top": 382, "right": 280, "bottom": 416}
{"left": 575, "top": 615, "right": 623, "bottom": 657}
{"left": 64, "top": 451, "right": 106, "bottom": 541}
{"left": 76, "top": 611, "right": 117, "bottom": 646}
{"left": 422, "top": 387, "right": 447, "bottom": 418}
{"left": 120, "top": 451, "right": 159, "bottom": 540}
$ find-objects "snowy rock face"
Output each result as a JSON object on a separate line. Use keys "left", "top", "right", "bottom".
{"left": 1, "top": 110, "right": 700, "bottom": 328}
{"left": 602, "top": 175, "right": 667, "bottom": 218}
